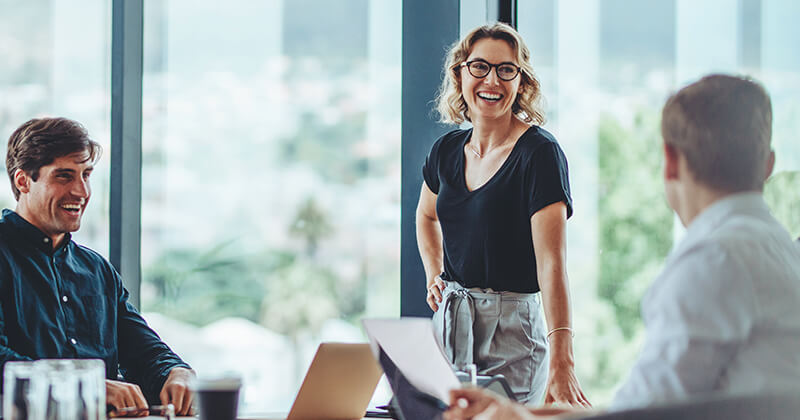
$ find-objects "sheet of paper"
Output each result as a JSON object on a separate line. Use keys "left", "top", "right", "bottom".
{"left": 362, "top": 317, "right": 460, "bottom": 403}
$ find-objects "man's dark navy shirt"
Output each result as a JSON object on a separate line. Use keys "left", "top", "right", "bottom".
{"left": 0, "top": 209, "right": 189, "bottom": 401}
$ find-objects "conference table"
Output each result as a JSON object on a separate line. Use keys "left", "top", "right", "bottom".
{"left": 140, "top": 414, "right": 385, "bottom": 420}
{"left": 141, "top": 416, "right": 379, "bottom": 420}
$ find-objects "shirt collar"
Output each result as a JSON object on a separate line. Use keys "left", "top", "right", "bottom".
{"left": 1, "top": 208, "right": 72, "bottom": 253}
{"left": 678, "top": 191, "right": 769, "bottom": 251}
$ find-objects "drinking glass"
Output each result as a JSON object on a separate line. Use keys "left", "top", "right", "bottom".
{"left": 3, "top": 361, "right": 44, "bottom": 420}
{"left": 73, "top": 359, "right": 106, "bottom": 420}
{"left": 38, "top": 360, "right": 80, "bottom": 420}
{"left": 32, "top": 359, "right": 106, "bottom": 420}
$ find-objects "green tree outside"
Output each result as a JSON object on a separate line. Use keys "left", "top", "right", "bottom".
{"left": 765, "top": 170, "right": 800, "bottom": 238}
{"left": 586, "top": 109, "right": 674, "bottom": 397}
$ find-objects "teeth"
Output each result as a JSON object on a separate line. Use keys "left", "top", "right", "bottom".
{"left": 478, "top": 92, "right": 502, "bottom": 100}
{"left": 61, "top": 204, "right": 81, "bottom": 210}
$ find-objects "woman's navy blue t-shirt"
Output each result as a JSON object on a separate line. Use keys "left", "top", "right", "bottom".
{"left": 422, "top": 126, "right": 572, "bottom": 293}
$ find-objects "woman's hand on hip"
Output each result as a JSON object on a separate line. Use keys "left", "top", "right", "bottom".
{"left": 426, "top": 274, "right": 446, "bottom": 311}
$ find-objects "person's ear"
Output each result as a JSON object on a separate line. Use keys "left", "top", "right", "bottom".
{"left": 663, "top": 142, "right": 680, "bottom": 181}
{"left": 13, "top": 169, "right": 31, "bottom": 195}
{"left": 765, "top": 149, "right": 776, "bottom": 181}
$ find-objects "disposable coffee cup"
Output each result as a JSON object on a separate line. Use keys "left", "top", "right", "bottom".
{"left": 192, "top": 376, "right": 242, "bottom": 420}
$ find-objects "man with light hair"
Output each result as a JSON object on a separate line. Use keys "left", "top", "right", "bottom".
{"left": 445, "top": 74, "right": 800, "bottom": 419}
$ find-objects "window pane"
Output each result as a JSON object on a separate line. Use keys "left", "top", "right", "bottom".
{"left": 519, "top": 0, "right": 800, "bottom": 404}
{"left": 0, "top": 0, "right": 111, "bottom": 254}
{"left": 140, "top": 0, "right": 401, "bottom": 413}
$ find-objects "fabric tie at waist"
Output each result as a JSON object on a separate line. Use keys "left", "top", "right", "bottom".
{"left": 433, "top": 280, "right": 547, "bottom": 403}
{"left": 441, "top": 287, "right": 476, "bottom": 367}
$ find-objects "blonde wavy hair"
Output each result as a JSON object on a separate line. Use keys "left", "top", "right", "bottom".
{"left": 435, "top": 22, "right": 545, "bottom": 126}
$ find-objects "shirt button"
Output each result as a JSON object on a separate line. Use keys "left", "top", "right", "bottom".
{"left": 62, "top": 295, "right": 68, "bottom": 303}
{"left": 70, "top": 338, "right": 77, "bottom": 345}
{"left": 43, "top": 238, "right": 50, "bottom": 243}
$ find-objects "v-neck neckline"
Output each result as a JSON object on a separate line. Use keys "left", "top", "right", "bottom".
{"left": 460, "top": 126, "right": 532, "bottom": 193}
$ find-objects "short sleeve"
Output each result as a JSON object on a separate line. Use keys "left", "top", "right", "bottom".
{"left": 422, "top": 136, "right": 445, "bottom": 194}
{"left": 527, "top": 142, "right": 573, "bottom": 218}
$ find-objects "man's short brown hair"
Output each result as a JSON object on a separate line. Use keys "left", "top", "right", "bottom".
{"left": 662, "top": 74, "right": 772, "bottom": 192}
{"left": 6, "top": 117, "right": 102, "bottom": 200}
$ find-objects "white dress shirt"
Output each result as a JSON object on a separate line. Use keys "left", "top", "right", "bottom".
{"left": 611, "top": 192, "right": 800, "bottom": 409}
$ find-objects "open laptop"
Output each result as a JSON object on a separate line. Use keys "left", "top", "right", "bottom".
{"left": 287, "top": 343, "right": 382, "bottom": 420}
{"left": 254, "top": 342, "right": 383, "bottom": 420}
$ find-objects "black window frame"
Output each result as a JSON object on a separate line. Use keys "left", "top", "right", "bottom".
{"left": 109, "top": 0, "right": 516, "bottom": 312}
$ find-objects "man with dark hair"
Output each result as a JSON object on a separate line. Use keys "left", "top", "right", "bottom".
{"left": 445, "top": 75, "right": 800, "bottom": 419}
{"left": 0, "top": 117, "right": 195, "bottom": 415}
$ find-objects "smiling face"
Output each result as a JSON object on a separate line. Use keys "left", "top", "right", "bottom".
{"left": 15, "top": 151, "right": 93, "bottom": 246}
{"left": 460, "top": 38, "right": 522, "bottom": 123}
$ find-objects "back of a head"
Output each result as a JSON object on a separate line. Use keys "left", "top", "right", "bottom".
{"left": 661, "top": 74, "right": 772, "bottom": 192}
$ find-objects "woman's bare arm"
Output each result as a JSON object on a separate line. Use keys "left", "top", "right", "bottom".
{"left": 416, "top": 182, "right": 445, "bottom": 311}
{"left": 531, "top": 201, "right": 590, "bottom": 407}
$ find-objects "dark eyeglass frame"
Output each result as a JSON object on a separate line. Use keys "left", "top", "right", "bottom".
{"left": 461, "top": 59, "right": 521, "bottom": 81}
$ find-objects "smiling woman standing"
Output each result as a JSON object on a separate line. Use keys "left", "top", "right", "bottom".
{"left": 416, "top": 23, "right": 589, "bottom": 406}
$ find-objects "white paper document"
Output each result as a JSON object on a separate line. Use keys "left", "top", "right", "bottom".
{"left": 362, "top": 317, "right": 461, "bottom": 403}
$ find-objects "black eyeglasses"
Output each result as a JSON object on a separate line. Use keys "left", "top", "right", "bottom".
{"left": 461, "top": 59, "right": 521, "bottom": 81}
